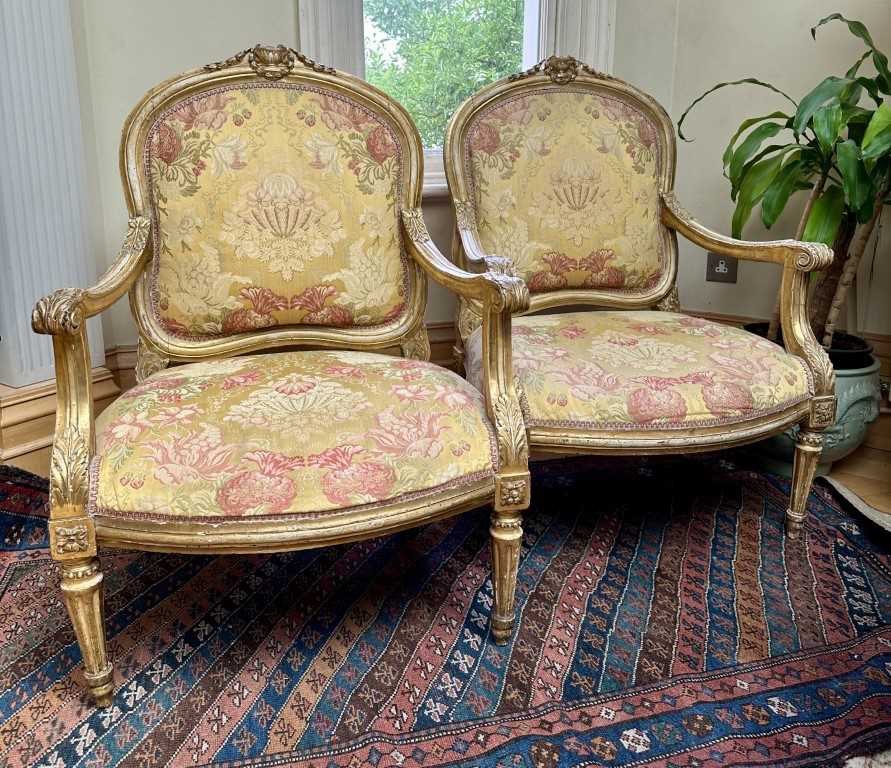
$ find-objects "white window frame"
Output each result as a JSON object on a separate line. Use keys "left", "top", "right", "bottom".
{"left": 296, "top": 0, "right": 615, "bottom": 198}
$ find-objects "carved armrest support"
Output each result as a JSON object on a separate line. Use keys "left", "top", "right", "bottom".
{"left": 660, "top": 191, "right": 836, "bottom": 417}
{"left": 32, "top": 217, "right": 150, "bottom": 336}
{"left": 30, "top": 221, "right": 147, "bottom": 555}
{"left": 453, "top": 199, "right": 519, "bottom": 277}
{"left": 401, "top": 208, "right": 530, "bottom": 511}
{"left": 402, "top": 209, "right": 529, "bottom": 313}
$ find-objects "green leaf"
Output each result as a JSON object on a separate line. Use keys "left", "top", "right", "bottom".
{"left": 793, "top": 77, "right": 856, "bottom": 135}
{"left": 677, "top": 78, "right": 797, "bottom": 141}
{"left": 862, "top": 127, "right": 891, "bottom": 160}
{"left": 863, "top": 103, "right": 891, "bottom": 150}
{"left": 728, "top": 122, "right": 785, "bottom": 188}
{"left": 731, "top": 144, "right": 790, "bottom": 201}
{"left": 721, "top": 112, "right": 790, "bottom": 171}
{"left": 812, "top": 14, "right": 891, "bottom": 94}
{"left": 802, "top": 185, "right": 845, "bottom": 244}
{"left": 846, "top": 50, "right": 872, "bottom": 77}
{"left": 812, "top": 101, "right": 843, "bottom": 154}
{"left": 760, "top": 158, "right": 811, "bottom": 228}
{"left": 836, "top": 139, "right": 874, "bottom": 219}
{"left": 731, "top": 153, "right": 785, "bottom": 237}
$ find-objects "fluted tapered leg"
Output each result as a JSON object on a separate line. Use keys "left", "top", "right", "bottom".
{"left": 61, "top": 557, "right": 113, "bottom": 707}
{"left": 490, "top": 509, "right": 522, "bottom": 644}
{"left": 786, "top": 428, "right": 824, "bottom": 539}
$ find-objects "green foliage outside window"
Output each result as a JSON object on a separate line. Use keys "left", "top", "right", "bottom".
{"left": 364, "top": 0, "right": 525, "bottom": 148}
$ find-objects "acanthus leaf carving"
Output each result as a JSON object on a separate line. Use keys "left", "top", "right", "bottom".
{"left": 655, "top": 285, "right": 680, "bottom": 313}
{"left": 454, "top": 199, "right": 477, "bottom": 233}
{"left": 492, "top": 384, "right": 529, "bottom": 468}
{"left": 508, "top": 55, "right": 611, "bottom": 85}
{"left": 204, "top": 44, "right": 334, "bottom": 80}
{"left": 32, "top": 288, "right": 86, "bottom": 336}
{"left": 136, "top": 338, "right": 169, "bottom": 384}
{"left": 50, "top": 426, "right": 89, "bottom": 510}
{"left": 401, "top": 208, "right": 430, "bottom": 244}
{"left": 400, "top": 326, "right": 431, "bottom": 361}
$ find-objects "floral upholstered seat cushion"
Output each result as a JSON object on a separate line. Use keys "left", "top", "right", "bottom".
{"left": 146, "top": 84, "right": 409, "bottom": 339}
{"left": 464, "top": 89, "right": 669, "bottom": 295}
{"left": 465, "top": 311, "right": 812, "bottom": 430}
{"left": 91, "top": 351, "right": 497, "bottom": 522}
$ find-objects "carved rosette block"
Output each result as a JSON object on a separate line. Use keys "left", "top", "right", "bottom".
{"left": 809, "top": 394, "right": 837, "bottom": 429}
{"left": 49, "top": 518, "right": 97, "bottom": 559}
{"left": 495, "top": 472, "right": 530, "bottom": 511}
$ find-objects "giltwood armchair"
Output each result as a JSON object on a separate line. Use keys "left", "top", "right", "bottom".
{"left": 444, "top": 56, "right": 836, "bottom": 537}
{"left": 32, "top": 45, "right": 530, "bottom": 707}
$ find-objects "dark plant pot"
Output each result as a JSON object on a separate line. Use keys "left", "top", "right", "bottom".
{"left": 744, "top": 322, "right": 881, "bottom": 477}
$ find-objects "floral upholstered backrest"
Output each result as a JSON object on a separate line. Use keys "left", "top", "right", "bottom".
{"left": 137, "top": 67, "right": 415, "bottom": 343}
{"left": 452, "top": 65, "right": 675, "bottom": 300}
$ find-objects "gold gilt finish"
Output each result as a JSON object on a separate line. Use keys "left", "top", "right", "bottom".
{"left": 444, "top": 56, "right": 836, "bottom": 541}
{"left": 32, "top": 45, "right": 531, "bottom": 706}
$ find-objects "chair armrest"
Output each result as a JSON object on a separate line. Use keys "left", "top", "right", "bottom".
{"left": 401, "top": 208, "right": 530, "bottom": 511}
{"left": 401, "top": 209, "right": 529, "bottom": 314}
{"left": 660, "top": 191, "right": 836, "bottom": 417}
{"left": 29, "top": 218, "right": 149, "bottom": 554}
{"left": 661, "top": 192, "right": 833, "bottom": 271}
{"left": 31, "top": 217, "right": 150, "bottom": 336}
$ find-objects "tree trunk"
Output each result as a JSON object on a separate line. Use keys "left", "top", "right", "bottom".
{"left": 821, "top": 199, "right": 885, "bottom": 347}
{"left": 808, "top": 213, "right": 857, "bottom": 337}
{"left": 766, "top": 174, "right": 825, "bottom": 341}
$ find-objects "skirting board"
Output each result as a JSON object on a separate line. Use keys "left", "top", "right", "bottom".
{"left": 3, "top": 316, "right": 887, "bottom": 477}
{"left": 0, "top": 367, "right": 120, "bottom": 476}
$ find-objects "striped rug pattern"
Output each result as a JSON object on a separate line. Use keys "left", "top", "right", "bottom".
{"left": 0, "top": 458, "right": 889, "bottom": 767}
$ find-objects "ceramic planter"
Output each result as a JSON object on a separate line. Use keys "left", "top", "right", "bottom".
{"left": 756, "top": 357, "right": 882, "bottom": 477}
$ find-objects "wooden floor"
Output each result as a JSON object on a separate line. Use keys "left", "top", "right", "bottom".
{"left": 829, "top": 412, "right": 891, "bottom": 518}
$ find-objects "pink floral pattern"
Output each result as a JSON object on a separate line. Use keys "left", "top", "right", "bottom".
{"left": 92, "top": 351, "right": 497, "bottom": 521}
{"left": 146, "top": 84, "right": 410, "bottom": 340}
{"left": 462, "top": 89, "right": 668, "bottom": 296}
{"left": 465, "top": 311, "right": 812, "bottom": 430}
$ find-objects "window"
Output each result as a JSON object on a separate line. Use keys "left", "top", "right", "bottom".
{"left": 296, "top": 0, "right": 614, "bottom": 193}
{"left": 363, "top": 1, "right": 528, "bottom": 149}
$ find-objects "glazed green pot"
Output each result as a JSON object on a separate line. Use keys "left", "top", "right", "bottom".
{"left": 755, "top": 357, "right": 882, "bottom": 478}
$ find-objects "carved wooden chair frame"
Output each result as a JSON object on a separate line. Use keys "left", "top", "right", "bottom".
{"left": 444, "top": 56, "right": 837, "bottom": 536}
{"left": 32, "top": 45, "right": 531, "bottom": 707}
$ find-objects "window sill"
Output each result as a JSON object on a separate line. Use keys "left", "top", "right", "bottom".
{"left": 422, "top": 151, "right": 450, "bottom": 200}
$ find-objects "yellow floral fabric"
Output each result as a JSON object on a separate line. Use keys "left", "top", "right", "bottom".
{"left": 146, "top": 84, "right": 409, "bottom": 339}
{"left": 464, "top": 88, "right": 667, "bottom": 294}
{"left": 91, "top": 351, "right": 497, "bottom": 522}
{"left": 465, "top": 311, "right": 812, "bottom": 430}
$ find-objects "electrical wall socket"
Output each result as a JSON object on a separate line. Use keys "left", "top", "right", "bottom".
{"left": 706, "top": 252, "right": 738, "bottom": 283}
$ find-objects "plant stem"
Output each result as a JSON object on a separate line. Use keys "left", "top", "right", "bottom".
{"left": 766, "top": 172, "right": 825, "bottom": 341}
{"left": 821, "top": 193, "right": 886, "bottom": 348}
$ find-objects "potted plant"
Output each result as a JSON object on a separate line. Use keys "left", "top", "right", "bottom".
{"left": 678, "top": 13, "right": 888, "bottom": 475}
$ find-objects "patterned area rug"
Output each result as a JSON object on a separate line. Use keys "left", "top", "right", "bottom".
{"left": 1, "top": 457, "right": 890, "bottom": 768}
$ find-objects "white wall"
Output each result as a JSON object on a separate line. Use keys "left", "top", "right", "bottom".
{"left": 70, "top": 0, "right": 299, "bottom": 347}
{"left": 614, "top": 0, "right": 891, "bottom": 334}
{"left": 70, "top": 0, "right": 890, "bottom": 349}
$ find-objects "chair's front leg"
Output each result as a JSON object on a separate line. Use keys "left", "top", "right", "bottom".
{"left": 61, "top": 557, "right": 113, "bottom": 707}
{"left": 786, "top": 428, "right": 825, "bottom": 539}
{"left": 481, "top": 299, "right": 530, "bottom": 645}
{"left": 490, "top": 509, "right": 523, "bottom": 643}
